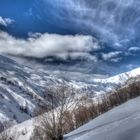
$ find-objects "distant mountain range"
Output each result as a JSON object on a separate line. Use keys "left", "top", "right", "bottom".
{"left": 0, "top": 54, "right": 139, "bottom": 130}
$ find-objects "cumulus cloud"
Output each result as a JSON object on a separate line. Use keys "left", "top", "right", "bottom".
{"left": 102, "top": 51, "right": 122, "bottom": 62}
{"left": 0, "top": 17, "right": 14, "bottom": 26}
{"left": 0, "top": 31, "right": 100, "bottom": 61}
{"left": 128, "top": 47, "right": 140, "bottom": 52}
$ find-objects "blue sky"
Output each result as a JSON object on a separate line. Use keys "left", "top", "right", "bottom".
{"left": 0, "top": 0, "right": 140, "bottom": 75}
{"left": 0, "top": 0, "right": 80, "bottom": 37}
{"left": 0, "top": 0, "right": 140, "bottom": 47}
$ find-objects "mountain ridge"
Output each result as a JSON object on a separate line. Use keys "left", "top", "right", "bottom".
{"left": 0, "top": 54, "right": 139, "bottom": 131}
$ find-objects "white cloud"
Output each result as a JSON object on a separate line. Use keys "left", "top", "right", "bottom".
{"left": 102, "top": 51, "right": 122, "bottom": 62}
{"left": 0, "top": 17, "right": 14, "bottom": 26}
{"left": 110, "top": 58, "right": 122, "bottom": 63}
{"left": 0, "top": 31, "right": 100, "bottom": 61}
{"left": 126, "top": 64, "right": 137, "bottom": 70}
{"left": 128, "top": 47, "right": 140, "bottom": 52}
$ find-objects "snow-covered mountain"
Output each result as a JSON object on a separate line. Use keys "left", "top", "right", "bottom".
{"left": 0, "top": 54, "right": 139, "bottom": 130}
{"left": 64, "top": 96, "right": 140, "bottom": 140}
{"left": 0, "top": 55, "right": 69, "bottom": 126}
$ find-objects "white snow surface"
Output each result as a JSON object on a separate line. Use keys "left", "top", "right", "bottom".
{"left": 64, "top": 97, "right": 140, "bottom": 140}
{"left": 98, "top": 67, "right": 140, "bottom": 84}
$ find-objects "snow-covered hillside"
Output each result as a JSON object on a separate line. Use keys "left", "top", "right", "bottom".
{"left": 0, "top": 55, "right": 70, "bottom": 127}
{"left": 83, "top": 67, "right": 140, "bottom": 95}
{"left": 0, "top": 54, "right": 139, "bottom": 131}
{"left": 64, "top": 96, "right": 140, "bottom": 140}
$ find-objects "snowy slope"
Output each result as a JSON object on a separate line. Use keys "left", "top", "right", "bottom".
{"left": 5, "top": 96, "right": 140, "bottom": 140}
{"left": 0, "top": 55, "right": 70, "bottom": 127}
{"left": 95, "top": 67, "right": 140, "bottom": 84}
{"left": 64, "top": 96, "right": 140, "bottom": 140}
{"left": 83, "top": 67, "right": 140, "bottom": 95}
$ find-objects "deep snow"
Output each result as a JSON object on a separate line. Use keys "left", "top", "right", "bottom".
{"left": 64, "top": 97, "right": 140, "bottom": 140}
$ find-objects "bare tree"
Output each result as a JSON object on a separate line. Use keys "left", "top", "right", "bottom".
{"left": 32, "top": 79, "right": 140, "bottom": 140}
{"left": 32, "top": 85, "right": 80, "bottom": 140}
